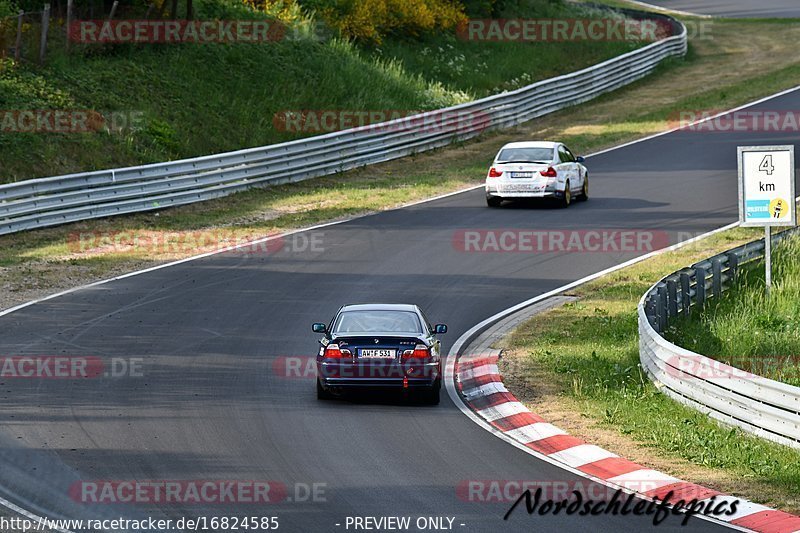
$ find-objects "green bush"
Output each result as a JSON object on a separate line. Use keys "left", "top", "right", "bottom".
{"left": 195, "top": 0, "right": 265, "bottom": 19}
{"left": 0, "top": 1, "right": 16, "bottom": 59}
{"left": 0, "top": 0, "right": 15, "bottom": 18}
{"left": 300, "top": 0, "right": 466, "bottom": 43}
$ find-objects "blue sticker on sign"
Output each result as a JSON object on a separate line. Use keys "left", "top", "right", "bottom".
{"left": 745, "top": 199, "right": 771, "bottom": 219}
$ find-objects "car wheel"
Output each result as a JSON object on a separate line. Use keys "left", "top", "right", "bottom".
{"left": 560, "top": 181, "right": 572, "bottom": 208}
{"left": 486, "top": 196, "right": 503, "bottom": 208}
{"left": 421, "top": 380, "right": 441, "bottom": 405}
{"left": 579, "top": 175, "right": 589, "bottom": 201}
{"left": 316, "top": 378, "right": 333, "bottom": 400}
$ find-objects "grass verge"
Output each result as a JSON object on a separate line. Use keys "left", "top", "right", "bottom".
{"left": 665, "top": 233, "right": 800, "bottom": 387}
{"left": 500, "top": 214, "right": 800, "bottom": 514}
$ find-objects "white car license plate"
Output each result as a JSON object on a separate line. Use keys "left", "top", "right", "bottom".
{"left": 511, "top": 172, "right": 534, "bottom": 178}
{"left": 359, "top": 349, "right": 396, "bottom": 358}
{"left": 501, "top": 184, "right": 541, "bottom": 193}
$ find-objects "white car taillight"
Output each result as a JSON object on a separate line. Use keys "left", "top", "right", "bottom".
{"left": 488, "top": 167, "right": 503, "bottom": 178}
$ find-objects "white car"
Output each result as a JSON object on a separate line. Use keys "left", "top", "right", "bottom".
{"left": 484, "top": 141, "right": 588, "bottom": 207}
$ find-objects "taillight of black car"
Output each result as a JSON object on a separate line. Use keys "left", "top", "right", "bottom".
{"left": 401, "top": 344, "right": 431, "bottom": 360}
{"left": 323, "top": 344, "right": 352, "bottom": 359}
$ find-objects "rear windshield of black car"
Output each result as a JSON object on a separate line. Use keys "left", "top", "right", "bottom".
{"left": 333, "top": 310, "right": 423, "bottom": 334}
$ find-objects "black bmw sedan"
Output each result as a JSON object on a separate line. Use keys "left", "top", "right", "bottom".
{"left": 312, "top": 304, "right": 447, "bottom": 404}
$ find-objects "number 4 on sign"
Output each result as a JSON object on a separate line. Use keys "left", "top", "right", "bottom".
{"left": 760, "top": 154, "right": 775, "bottom": 175}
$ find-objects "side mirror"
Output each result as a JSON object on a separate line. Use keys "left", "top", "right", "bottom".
{"left": 312, "top": 323, "right": 327, "bottom": 334}
{"left": 434, "top": 324, "right": 448, "bottom": 334}
{"left": 575, "top": 156, "right": 585, "bottom": 163}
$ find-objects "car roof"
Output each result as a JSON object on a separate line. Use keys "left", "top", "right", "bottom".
{"left": 339, "top": 303, "right": 419, "bottom": 312}
{"left": 499, "top": 141, "right": 559, "bottom": 150}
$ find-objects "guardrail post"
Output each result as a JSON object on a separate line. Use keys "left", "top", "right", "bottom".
{"left": 646, "top": 297, "right": 658, "bottom": 328}
{"left": 712, "top": 259, "right": 722, "bottom": 299}
{"left": 667, "top": 279, "right": 678, "bottom": 317}
{"left": 14, "top": 10, "right": 23, "bottom": 62}
{"left": 65, "top": 0, "right": 73, "bottom": 51}
{"left": 39, "top": 4, "right": 49, "bottom": 64}
{"left": 108, "top": 1, "right": 119, "bottom": 21}
{"left": 694, "top": 267, "right": 706, "bottom": 311}
{"left": 680, "top": 272, "right": 691, "bottom": 315}
{"left": 726, "top": 252, "right": 739, "bottom": 283}
{"left": 656, "top": 285, "right": 668, "bottom": 332}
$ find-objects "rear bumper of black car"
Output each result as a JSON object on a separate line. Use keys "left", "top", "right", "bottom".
{"left": 319, "top": 377, "right": 439, "bottom": 388}
{"left": 317, "top": 360, "right": 440, "bottom": 390}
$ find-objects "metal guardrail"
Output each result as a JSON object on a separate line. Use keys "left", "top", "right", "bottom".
{"left": 639, "top": 228, "right": 800, "bottom": 449}
{"left": 0, "top": 11, "right": 686, "bottom": 236}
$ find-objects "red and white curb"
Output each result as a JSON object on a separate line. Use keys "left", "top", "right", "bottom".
{"left": 452, "top": 346, "right": 800, "bottom": 533}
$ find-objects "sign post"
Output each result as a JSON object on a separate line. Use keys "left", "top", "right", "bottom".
{"left": 738, "top": 145, "right": 796, "bottom": 294}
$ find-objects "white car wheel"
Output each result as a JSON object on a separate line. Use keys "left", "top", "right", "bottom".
{"left": 561, "top": 181, "right": 571, "bottom": 208}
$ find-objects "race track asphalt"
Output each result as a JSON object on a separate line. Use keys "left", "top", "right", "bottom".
{"left": 638, "top": 0, "right": 800, "bottom": 17}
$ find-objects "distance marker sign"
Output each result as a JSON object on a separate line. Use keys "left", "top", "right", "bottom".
{"left": 738, "top": 145, "right": 796, "bottom": 227}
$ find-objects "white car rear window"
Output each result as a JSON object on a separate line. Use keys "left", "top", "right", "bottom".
{"left": 497, "top": 147, "right": 553, "bottom": 163}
